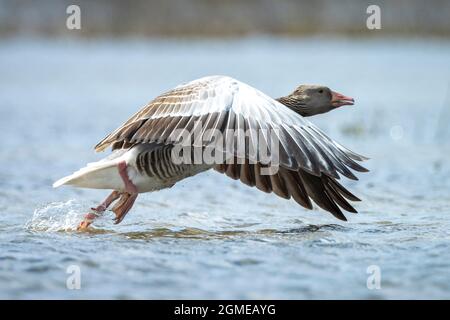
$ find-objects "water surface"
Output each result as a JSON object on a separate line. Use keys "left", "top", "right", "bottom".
{"left": 0, "top": 37, "right": 450, "bottom": 299}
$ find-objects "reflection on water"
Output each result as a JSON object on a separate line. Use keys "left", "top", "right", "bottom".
{"left": 25, "top": 199, "right": 351, "bottom": 239}
{"left": 1, "top": 37, "right": 450, "bottom": 299}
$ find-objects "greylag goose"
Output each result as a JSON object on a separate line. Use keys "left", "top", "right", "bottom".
{"left": 53, "top": 75, "right": 368, "bottom": 230}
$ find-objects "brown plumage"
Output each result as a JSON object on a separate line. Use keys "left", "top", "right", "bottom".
{"left": 54, "top": 75, "right": 368, "bottom": 228}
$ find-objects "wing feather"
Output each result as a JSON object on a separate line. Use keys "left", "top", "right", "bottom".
{"left": 94, "top": 75, "right": 367, "bottom": 220}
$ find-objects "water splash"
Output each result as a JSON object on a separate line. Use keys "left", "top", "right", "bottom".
{"left": 25, "top": 199, "right": 89, "bottom": 232}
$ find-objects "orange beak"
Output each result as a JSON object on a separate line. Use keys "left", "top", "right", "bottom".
{"left": 331, "top": 91, "right": 355, "bottom": 107}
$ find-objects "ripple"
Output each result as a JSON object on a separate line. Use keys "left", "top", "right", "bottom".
{"left": 231, "top": 258, "right": 262, "bottom": 266}
{"left": 117, "top": 224, "right": 346, "bottom": 240}
{"left": 121, "top": 227, "right": 246, "bottom": 240}
{"left": 279, "top": 224, "right": 350, "bottom": 233}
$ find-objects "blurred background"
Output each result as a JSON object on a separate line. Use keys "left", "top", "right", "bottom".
{"left": 1, "top": 0, "right": 450, "bottom": 37}
{"left": 1, "top": 0, "right": 450, "bottom": 299}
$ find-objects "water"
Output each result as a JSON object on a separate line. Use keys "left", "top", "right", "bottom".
{"left": 1, "top": 37, "right": 450, "bottom": 299}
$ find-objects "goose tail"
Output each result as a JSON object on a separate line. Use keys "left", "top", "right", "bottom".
{"left": 53, "top": 159, "right": 123, "bottom": 190}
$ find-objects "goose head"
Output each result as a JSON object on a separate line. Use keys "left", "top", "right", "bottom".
{"left": 277, "top": 85, "right": 354, "bottom": 117}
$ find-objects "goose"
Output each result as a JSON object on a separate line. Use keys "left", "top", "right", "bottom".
{"left": 53, "top": 75, "right": 368, "bottom": 230}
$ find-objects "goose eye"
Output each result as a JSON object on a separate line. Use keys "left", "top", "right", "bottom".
{"left": 318, "top": 89, "right": 323, "bottom": 94}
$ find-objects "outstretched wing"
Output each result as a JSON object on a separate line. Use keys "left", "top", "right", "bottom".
{"left": 95, "top": 75, "right": 368, "bottom": 220}
{"left": 215, "top": 158, "right": 361, "bottom": 221}
{"left": 95, "top": 75, "right": 367, "bottom": 178}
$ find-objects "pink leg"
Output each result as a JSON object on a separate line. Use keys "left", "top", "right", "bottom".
{"left": 118, "top": 161, "right": 138, "bottom": 194}
{"left": 112, "top": 161, "right": 139, "bottom": 224}
{"left": 111, "top": 193, "right": 138, "bottom": 224}
{"left": 78, "top": 161, "right": 138, "bottom": 230}
{"left": 78, "top": 190, "right": 121, "bottom": 230}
